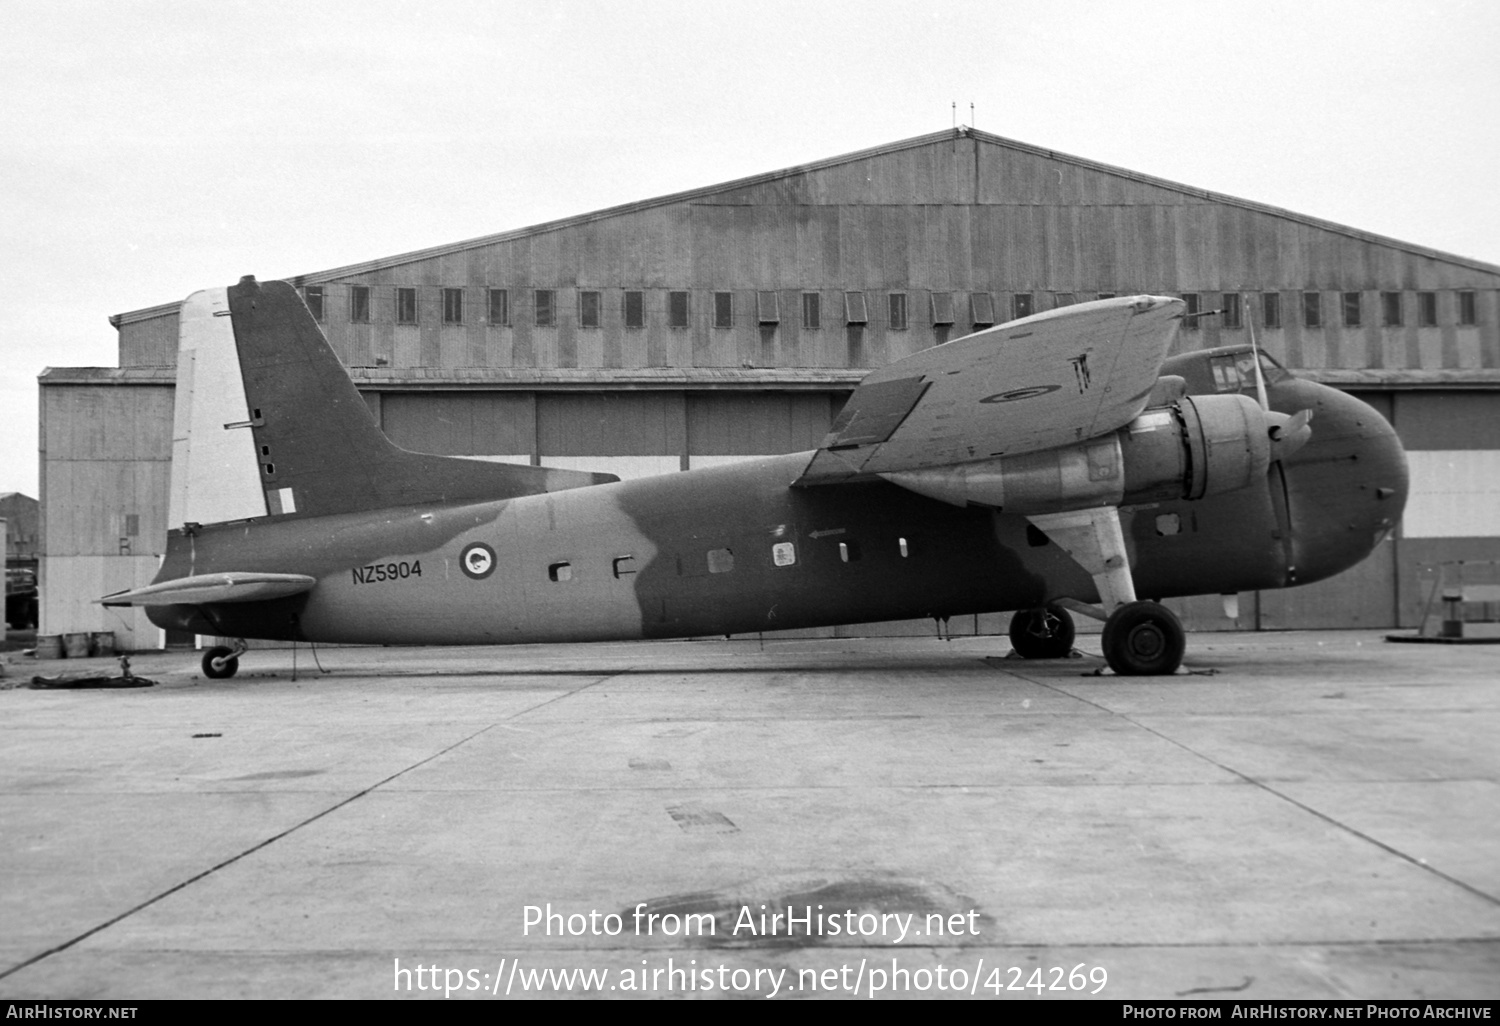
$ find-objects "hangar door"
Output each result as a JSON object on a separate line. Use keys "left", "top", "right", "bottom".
{"left": 373, "top": 390, "right": 844, "bottom": 480}
{"left": 685, "top": 393, "right": 840, "bottom": 467}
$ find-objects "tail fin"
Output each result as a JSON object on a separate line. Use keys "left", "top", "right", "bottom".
{"left": 167, "top": 276, "right": 614, "bottom": 528}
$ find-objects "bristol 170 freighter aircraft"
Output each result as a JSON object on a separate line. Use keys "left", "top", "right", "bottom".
{"left": 103, "top": 277, "right": 1408, "bottom": 678}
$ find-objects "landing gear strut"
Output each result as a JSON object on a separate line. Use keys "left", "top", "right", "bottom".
{"left": 1027, "top": 508, "right": 1185, "bottom": 676}
{"left": 1009, "top": 603, "right": 1076, "bottom": 659}
{"left": 202, "top": 639, "right": 247, "bottom": 679}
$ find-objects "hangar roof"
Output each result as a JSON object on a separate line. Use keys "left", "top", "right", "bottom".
{"left": 110, "top": 128, "right": 1500, "bottom": 328}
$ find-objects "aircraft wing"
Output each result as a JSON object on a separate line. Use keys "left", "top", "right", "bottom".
{"left": 100, "top": 572, "right": 317, "bottom": 607}
{"left": 794, "top": 295, "right": 1185, "bottom": 484}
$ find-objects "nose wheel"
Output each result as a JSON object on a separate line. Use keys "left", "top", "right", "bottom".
{"left": 1008, "top": 603, "right": 1076, "bottom": 659}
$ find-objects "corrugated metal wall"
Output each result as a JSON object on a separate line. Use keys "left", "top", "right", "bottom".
{"left": 115, "top": 133, "right": 1500, "bottom": 375}
{"left": 38, "top": 383, "right": 174, "bottom": 649}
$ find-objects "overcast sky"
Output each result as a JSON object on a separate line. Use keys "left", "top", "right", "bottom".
{"left": 3, "top": 0, "right": 1497, "bottom": 497}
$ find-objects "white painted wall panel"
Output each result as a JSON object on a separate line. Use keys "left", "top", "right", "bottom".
{"left": 539, "top": 456, "right": 680, "bottom": 480}
{"left": 1403, "top": 450, "right": 1500, "bottom": 538}
{"left": 41, "top": 554, "right": 162, "bottom": 651}
{"left": 686, "top": 454, "right": 782, "bottom": 470}
{"left": 457, "top": 455, "right": 534, "bottom": 466}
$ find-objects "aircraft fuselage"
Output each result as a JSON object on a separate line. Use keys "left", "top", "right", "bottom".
{"left": 148, "top": 375, "right": 1405, "bottom": 647}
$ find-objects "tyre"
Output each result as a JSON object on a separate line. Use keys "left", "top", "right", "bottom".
{"left": 202, "top": 646, "right": 240, "bottom": 679}
{"left": 1101, "top": 601, "right": 1184, "bottom": 676}
{"left": 1008, "top": 603, "right": 1076, "bottom": 659}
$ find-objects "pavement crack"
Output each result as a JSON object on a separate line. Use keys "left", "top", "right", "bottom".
{"left": 0, "top": 668, "right": 631, "bottom": 983}
{"left": 999, "top": 665, "right": 1500, "bottom": 911}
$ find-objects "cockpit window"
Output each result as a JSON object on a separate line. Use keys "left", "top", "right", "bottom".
{"left": 1208, "top": 351, "right": 1288, "bottom": 393}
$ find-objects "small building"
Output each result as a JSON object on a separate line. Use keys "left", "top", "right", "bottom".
{"left": 0, "top": 493, "right": 39, "bottom": 564}
{"left": 2, "top": 492, "right": 40, "bottom": 631}
{"left": 38, "top": 129, "right": 1500, "bottom": 649}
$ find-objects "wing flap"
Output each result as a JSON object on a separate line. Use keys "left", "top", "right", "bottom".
{"left": 795, "top": 295, "right": 1184, "bottom": 485}
{"left": 100, "top": 572, "right": 316, "bottom": 607}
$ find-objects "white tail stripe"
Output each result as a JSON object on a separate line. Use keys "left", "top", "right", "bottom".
{"left": 168, "top": 288, "right": 268, "bottom": 527}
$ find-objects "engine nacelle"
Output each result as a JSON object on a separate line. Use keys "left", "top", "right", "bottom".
{"left": 882, "top": 393, "right": 1274, "bottom": 514}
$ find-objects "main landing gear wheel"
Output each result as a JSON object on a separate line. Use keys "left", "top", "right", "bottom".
{"left": 1009, "top": 603, "right": 1076, "bottom": 659}
{"left": 202, "top": 646, "right": 240, "bottom": 680}
{"left": 1101, "top": 601, "right": 1185, "bottom": 676}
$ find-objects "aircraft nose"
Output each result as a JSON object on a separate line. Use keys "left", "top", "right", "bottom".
{"left": 1274, "top": 381, "right": 1408, "bottom": 585}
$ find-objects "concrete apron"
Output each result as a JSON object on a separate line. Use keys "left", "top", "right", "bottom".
{"left": 0, "top": 632, "right": 1496, "bottom": 1000}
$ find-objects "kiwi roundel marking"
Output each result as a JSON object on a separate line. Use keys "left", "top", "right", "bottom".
{"left": 460, "top": 542, "right": 497, "bottom": 580}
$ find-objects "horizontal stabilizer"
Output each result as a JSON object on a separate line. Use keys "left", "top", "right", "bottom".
{"left": 795, "top": 295, "right": 1184, "bottom": 485}
{"left": 100, "top": 572, "right": 317, "bottom": 608}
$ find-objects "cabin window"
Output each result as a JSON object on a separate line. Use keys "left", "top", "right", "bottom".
{"left": 396, "top": 287, "right": 418, "bottom": 325}
{"left": 349, "top": 286, "right": 371, "bottom": 323}
{"left": 1096, "top": 292, "right": 1116, "bottom": 300}
{"left": 887, "top": 293, "right": 907, "bottom": 330}
{"left": 1155, "top": 513, "right": 1182, "bottom": 536}
{"left": 1303, "top": 291, "right": 1322, "bottom": 328}
{"left": 844, "top": 291, "right": 868, "bottom": 325}
{"left": 1417, "top": 291, "right": 1437, "bottom": 327}
{"left": 1181, "top": 293, "right": 1200, "bottom": 330}
{"left": 1342, "top": 292, "right": 1362, "bottom": 327}
{"left": 580, "top": 290, "right": 601, "bottom": 328}
{"left": 443, "top": 287, "right": 463, "bottom": 325}
{"left": 970, "top": 292, "right": 995, "bottom": 327}
{"left": 1209, "top": 354, "right": 1245, "bottom": 393}
{"left": 1222, "top": 292, "right": 1241, "bottom": 329}
{"left": 802, "top": 292, "right": 821, "bottom": 330}
{"left": 624, "top": 290, "right": 645, "bottom": 328}
{"left": 898, "top": 536, "right": 910, "bottom": 558}
{"left": 302, "top": 286, "right": 325, "bottom": 322}
{"left": 668, "top": 291, "right": 690, "bottom": 328}
{"left": 772, "top": 542, "right": 796, "bottom": 567}
{"left": 488, "top": 288, "right": 509, "bottom": 326}
{"left": 930, "top": 292, "right": 955, "bottom": 326}
{"left": 548, "top": 561, "right": 572, "bottom": 582}
{"left": 1381, "top": 291, "right": 1403, "bottom": 327}
{"left": 838, "top": 541, "right": 861, "bottom": 563}
{"left": 714, "top": 291, "right": 733, "bottom": 328}
{"left": 535, "top": 289, "right": 556, "bottom": 327}
{"left": 1261, "top": 292, "right": 1281, "bottom": 329}
{"left": 757, "top": 291, "right": 780, "bottom": 325}
{"left": 1459, "top": 291, "right": 1477, "bottom": 326}
{"left": 1011, "top": 293, "right": 1033, "bottom": 320}
{"left": 707, "top": 548, "right": 734, "bottom": 574}
{"left": 612, "top": 555, "right": 636, "bottom": 578}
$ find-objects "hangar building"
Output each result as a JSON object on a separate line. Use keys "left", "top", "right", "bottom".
{"left": 39, "top": 129, "right": 1500, "bottom": 650}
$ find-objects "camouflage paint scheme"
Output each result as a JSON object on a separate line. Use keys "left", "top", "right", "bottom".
{"left": 140, "top": 280, "right": 1408, "bottom": 648}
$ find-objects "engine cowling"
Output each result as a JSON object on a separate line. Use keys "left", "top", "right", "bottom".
{"left": 882, "top": 393, "right": 1283, "bottom": 514}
